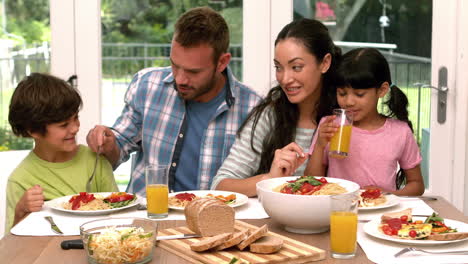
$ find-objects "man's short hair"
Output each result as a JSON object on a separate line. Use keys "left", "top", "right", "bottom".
{"left": 8, "top": 72, "right": 83, "bottom": 137}
{"left": 174, "top": 6, "right": 229, "bottom": 63}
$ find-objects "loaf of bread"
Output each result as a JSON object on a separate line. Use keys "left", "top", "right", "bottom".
{"left": 185, "top": 197, "right": 235, "bottom": 236}
{"left": 249, "top": 236, "right": 283, "bottom": 254}
{"left": 190, "top": 233, "right": 232, "bottom": 252}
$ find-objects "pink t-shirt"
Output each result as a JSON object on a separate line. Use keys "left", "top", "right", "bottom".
{"left": 310, "top": 118, "right": 422, "bottom": 191}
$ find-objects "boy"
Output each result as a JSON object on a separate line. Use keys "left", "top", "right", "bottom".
{"left": 6, "top": 73, "right": 117, "bottom": 232}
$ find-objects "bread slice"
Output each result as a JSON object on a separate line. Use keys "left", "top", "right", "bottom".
{"left": 428, "top": 232, "right": 468, "bottom": 241}
{"left": 237, "top": 224, "right": 268, "bottom": 250}
{"left": 190, "top": 233, "right": 232, "bottom": 252}
{"left": 249, "top": 236, "right": 283, "bottom": 254}
{"left": 381, "top": 208, "right": 412, "bottom": 223}
{"left": 185, "top": 197, "right": 235, "bottom": 236}
{"left": 216, "top": 228, "right": 251, "bottom": 250}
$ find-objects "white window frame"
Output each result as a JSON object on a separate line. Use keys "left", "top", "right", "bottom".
{"left": 50, "top": 0, "right": 101, "bottom": 144}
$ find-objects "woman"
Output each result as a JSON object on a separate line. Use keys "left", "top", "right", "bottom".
{"left": 210, "top": 19, "right": 341, "bottom": 197}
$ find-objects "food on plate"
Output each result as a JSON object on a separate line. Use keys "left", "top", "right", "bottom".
{"left": 63, "top": 192, "right": 136, "bottom": 211}
{"left": 206, "top": 193, "right": 237, "bottom": 204}
{"left": 168, "top": 192, "right": 237, "bottom": 208}
{"left": 381, "top": 208, "right": 413, "bottom": 223}
{"left": 272, "top": 176, "right": 347, "bottom": 195}
{"left": 359, "top": 188, "right": 387, "bottom": 207}
{"left": 185, "top": 198, "right": 235, "bottom": 236}
{"left": 63, "top": 192, "right": 109, "bottom": 210}
{"left": 379, "top": 210, "right": 466, "bottom": 241}
{"left": 190, "top": 233, "right": 232, "bottom": 252}
{"left": 249, "top": 236, "right": 284, "bottom": 254}
{"left": 87, "top": 226, "right": 154, "bottom": 263}
{"left": 216, "top": 229, "right": 251, "bottom": 250}
{"left": 238, "top": 224, "right": 268, "bottom": 250}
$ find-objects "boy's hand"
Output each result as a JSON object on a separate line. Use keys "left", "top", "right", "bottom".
{"left": 17, "top": 185, "right": 44, "bottom": 214}
{"left": 316, "top": 115, "right": 338, "bottom": 148}
{"left": 269, "top": 142, "right": 309, "bottom": 178}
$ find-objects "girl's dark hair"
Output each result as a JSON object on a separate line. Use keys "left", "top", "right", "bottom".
{"left": 334, "top": 48, "right": 413, "bottom": 189}
{"left": 238, "top": 18, "right": 342, "bottom": 175}
{"left": 9, "top": 72, "right": 83, "bottom": 137}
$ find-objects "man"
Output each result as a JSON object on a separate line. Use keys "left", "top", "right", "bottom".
{"left": 87, "top": 7, "right": 261, "bottom": 196}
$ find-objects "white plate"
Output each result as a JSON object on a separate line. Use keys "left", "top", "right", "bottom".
{"left": 45, "top": 192, "right": 141, "bottom": 215}
{"left": 363, "top": 217, "right": 468, "bottom": 245}
{"left": 168, "top": 190, "right": 248, "bottom": 210}
{"left": 359, "top": 194, "right": 400, "bottom": 211}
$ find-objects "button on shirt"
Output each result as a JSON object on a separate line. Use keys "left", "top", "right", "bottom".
{"left": 111, "top": 66, "right": 262, "bottom": 196}
{"left": 174, "top": 85, "right": 227, "bottom": 191}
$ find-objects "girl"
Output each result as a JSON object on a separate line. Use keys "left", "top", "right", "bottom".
{"left": 211, "top": 19, "right": 341, "bottom": 197}
{"left": 306, "top": 48, "right": 425, "bottom": 196}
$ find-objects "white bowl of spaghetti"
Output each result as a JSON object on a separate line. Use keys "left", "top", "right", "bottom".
{"left": 256, "top": 176, "right": 360, "bottom": 234}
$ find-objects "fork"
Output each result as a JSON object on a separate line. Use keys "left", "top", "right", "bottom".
{"left": 394, "top": 247, "right": 468, "bottom": 257}
{"left": 86, "top": 146, "right": 101, "bottom": 193}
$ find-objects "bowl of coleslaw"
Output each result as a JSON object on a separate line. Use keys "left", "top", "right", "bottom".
{"left": 257, "top": 176, "right": 360, "bottom": 234}
{"left": 80, "top": 217, "right": 157, "bottom": 264}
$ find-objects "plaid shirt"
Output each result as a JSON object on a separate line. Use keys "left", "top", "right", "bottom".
{"left": 112, "top": 66, "right": 261, "bottom": 196}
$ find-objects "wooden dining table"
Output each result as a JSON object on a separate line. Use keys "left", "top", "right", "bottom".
{"left": 0, "top": 196, "right": 466, "bottom": 264}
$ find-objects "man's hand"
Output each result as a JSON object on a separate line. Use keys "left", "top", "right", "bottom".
{"left": 86, "top": 125, "right": 120, "bottom": 166}
{"left": 268, "top": 142, "right": 309, "bottom": 178}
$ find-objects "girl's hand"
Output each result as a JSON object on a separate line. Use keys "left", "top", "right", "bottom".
{"left": 269, "top": 142, "right": 309, "bottom": 178}
{"left": 316, "top": 115, "right": 338, "bottom": 148}
{"left": 17, "top": 185, "right": 44, "bottom": 214}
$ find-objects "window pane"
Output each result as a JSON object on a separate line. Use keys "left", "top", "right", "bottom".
{"left": 0, "top": 0, "right": 50, "bottom": 151}
{"left": 101, "top": 1, "right": 243, "bottom": 190}
{"left": 293, "top": 0, "right": 432, "bottom": 187}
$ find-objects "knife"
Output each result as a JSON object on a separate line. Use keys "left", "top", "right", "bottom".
{"left": 61, "top": 234, "right": 201, "bottom": 249}
{"left": 44, "top": 216, "right": 64, "bottom": 235}
{"left": 157, "top": 234, "right": 200, "bottom": 240}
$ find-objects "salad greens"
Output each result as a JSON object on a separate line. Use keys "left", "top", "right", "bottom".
{"left": 287, "top": 176, "right": 323, "bottom": 192}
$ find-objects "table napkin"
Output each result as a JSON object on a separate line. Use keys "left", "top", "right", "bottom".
{"left": 10, "top": 198, "right": 268, "bottom": 236}
{"left": 357, "top": 198, "right": 468, "bottom": 264}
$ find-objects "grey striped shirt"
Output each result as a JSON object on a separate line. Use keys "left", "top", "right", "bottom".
{"left": 210, "top": 107, "right": 315, "bottom": 189}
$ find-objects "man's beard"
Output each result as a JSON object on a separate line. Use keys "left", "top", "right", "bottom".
{"left": 175, "top": 72, "right": 217, "bottom": 101}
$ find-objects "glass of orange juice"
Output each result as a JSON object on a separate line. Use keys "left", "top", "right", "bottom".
{"left": 330, "top": 194, "right": 359, "bottom": 259}
{"left": 145, "top": 164, "right": 169, "bottom": 219}
{"left": 329, "top": 109, "right": 353, "bottom": 158}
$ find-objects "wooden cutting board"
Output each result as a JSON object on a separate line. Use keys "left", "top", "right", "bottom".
{"left": 157, "top": 220, "right": 325, "bottom": 264}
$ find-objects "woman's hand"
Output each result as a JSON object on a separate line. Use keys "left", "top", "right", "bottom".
{"left": 316, "top": 115, "right": 338, "bottom": 148}
{"left": 268, "top": 142, "right": 309, "bottom": 178}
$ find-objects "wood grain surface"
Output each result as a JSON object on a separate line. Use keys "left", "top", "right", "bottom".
{"left": 158, "top": 220, "right": 326, "bottom": 264}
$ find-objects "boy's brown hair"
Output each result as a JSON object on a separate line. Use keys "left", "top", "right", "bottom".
{"left": 174, "top": 6, "right": 229, "bottom": 64}
{"left": 8, "top": 72, "right": 82, "bottom": 137}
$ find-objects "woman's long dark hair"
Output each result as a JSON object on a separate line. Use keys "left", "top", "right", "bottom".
{"left": 334, "top": 48, "right": 413, "bottom": 189}
{"left": 237, "top": 19, "right": 341, "bottom": 175}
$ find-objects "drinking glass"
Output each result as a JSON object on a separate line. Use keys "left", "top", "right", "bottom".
{"left": 330, "top": 193, "right": 359, "bottom": 259}
{"left": 329, "top": 109, "right": 353, "bottom": 158}
{"left": 145, "top": 164, "right": 169, "bottom": 219}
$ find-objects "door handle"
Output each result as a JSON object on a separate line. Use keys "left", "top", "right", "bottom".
{"left": 414, "top": 66, "right": 448, "bottom": 124}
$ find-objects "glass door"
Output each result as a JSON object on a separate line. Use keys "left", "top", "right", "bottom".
{"left": 0, "top": 0, "right": 50, "bottom": 151}
{"left": 289, "top": 0, "right": 467, "bottom": 210}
